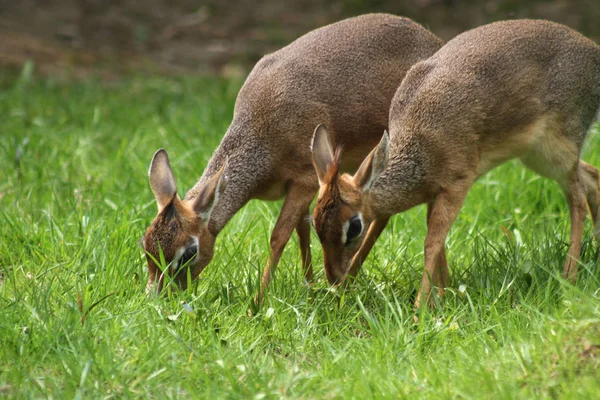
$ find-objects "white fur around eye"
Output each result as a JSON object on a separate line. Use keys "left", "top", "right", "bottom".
{"left": 341, "top": 220, "right": 349, "bottom": 244}
{"left": 188, "top": 235, "right": 199, "bottom": 251}
{"left": 170, "top": 236, "right": 199, "bottom": 273}
{"left": 170, "top": 246, "right": 186, "bottom": 273}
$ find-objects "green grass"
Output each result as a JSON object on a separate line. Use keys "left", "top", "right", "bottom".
{"left": 1, "top": 70, "right": 599, "bottom": 399}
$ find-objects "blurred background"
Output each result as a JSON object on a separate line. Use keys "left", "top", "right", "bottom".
{"left": 1, "top": 0, "right": 599, "bottom": 80}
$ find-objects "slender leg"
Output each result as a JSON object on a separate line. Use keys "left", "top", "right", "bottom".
{"left": 427, "top": 202, "right": 450, "bottom": 290}
{"left": 579, "top": 160, "right": 600, "bottom": 243}
{"left": 562, "top": 167, "right": 587, "bottom": 281}
{"left": 415, "top": 183, "right": 471, "bottom": 309}
{"left": 522, "top": 146, "right": 587, "bottom": 282}
{"left": 346, "top": 217, "right": 390, "bottom": 280}
{"left": 254, "top": 184, "right": 315, "bottom": 307}
{"left": 296, "top": 210, "right": 313, "bottom": 284}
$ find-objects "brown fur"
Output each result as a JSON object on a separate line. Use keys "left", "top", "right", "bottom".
{"left": 312, "top": 19, "right": 600, "bottom": 307}
{"left": 322, "top": 148, "right": 343, "bottom": 191}
{"left": 143, "top": 14, "right": 443, "bottom": 299}
{"left": 144, "top": 196, "right": 206, "bottom": 292}
{"left": 314, "top": 153, "right": 342, "bottom": 235}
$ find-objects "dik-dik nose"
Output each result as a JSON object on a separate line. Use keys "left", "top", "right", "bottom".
{"left": 323, "top": 259, "right": 346, "bottom": 286}
{"left": 146, "top": 274, "right": 164, "bottom": 295}
{"left": 146, "top": 270, "right": 190, "bottom": 295}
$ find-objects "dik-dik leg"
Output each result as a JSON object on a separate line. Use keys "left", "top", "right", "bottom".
{"left": 296, "top": 208, "right": 314, "bottom": 284}
{"left": 579, "top": 160, "right": 600, "bottom": 244}
{"left": 427, "top": 201, "right": 450, "bottom": 289}
{"left": 416, "top": 180, "right": 471, "bottom": 309}
{"left": 562, "top": 167, "right": 588, "bottom": 281}
{"left": 254, "top": 183, "right": 316, "bottom": 307}
{"left": 523, "top": 150, "right": 588, "bottom": 282}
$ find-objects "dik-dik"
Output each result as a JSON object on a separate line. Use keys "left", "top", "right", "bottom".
{"left": 311, "top": 19, "right": 600, "bottom": 307}
{"left": 142, "top": 14, "right": 443, "bottom": 301}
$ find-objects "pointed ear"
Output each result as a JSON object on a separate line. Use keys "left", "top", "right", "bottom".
{"left": 353, "top": 131, "right": 389, "bottom": 191}
{"left": 311, "top": 124, "right": 335, "bottom": 185}
{"left": 149, "top": 149, "right": 178, "bottom": 212}
{"left": 193, "top": 157, "right": 228, "bottom": 221}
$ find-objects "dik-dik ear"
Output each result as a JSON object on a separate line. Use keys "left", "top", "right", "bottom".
{"left": 149, "top": 149, "right": 178, "bottom": 212}
{"left": 353, "top": 131, "right": 389, "bottom": 191}
{"left": 311, "top": 124, "right": 335, "bottom": 185}
{"left": 193, "top": 157, "right": 228, "bottom": 221}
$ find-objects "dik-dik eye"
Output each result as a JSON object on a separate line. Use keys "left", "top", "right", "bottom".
{"left": 178, "top": 244, "right": 198, "bottom": 267}
{"left": 344, "top": 215, "right": 363, "bottom": 246}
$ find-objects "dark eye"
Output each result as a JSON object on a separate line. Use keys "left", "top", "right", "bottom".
{"left": 345, "top": 215, "right": 362, "bottom": 246}
{"left": 179, "top": 245, "right": 198, "bottom": 267}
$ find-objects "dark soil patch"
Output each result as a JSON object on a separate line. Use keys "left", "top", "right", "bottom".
{"left": 1, "top": 0, "right": 598, "bottom": 79}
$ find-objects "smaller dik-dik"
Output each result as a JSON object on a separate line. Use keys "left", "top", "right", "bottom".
{"left": 142, "top": 14, "right": 442, "bottom": 301}
{"left": 312, "top": 19, "right": 600, "bottom": 307}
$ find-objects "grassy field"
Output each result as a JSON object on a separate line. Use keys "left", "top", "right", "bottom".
{"left": 1, "top": 70, "right": 600, "bottom": 399}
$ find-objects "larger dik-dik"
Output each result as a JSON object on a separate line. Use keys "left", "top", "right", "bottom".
{"left": 142, "top": 14, "right": 443, "bottom": 301}
{"left": 312, "top": 19, "right": 600, "bottom": 307}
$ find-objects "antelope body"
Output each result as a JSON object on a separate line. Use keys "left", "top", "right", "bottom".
{"left": 143, "top": 14, "right": 443, "bottom": 299}
{"left": 311, "top": 19, "right": 600, "bottom": 307}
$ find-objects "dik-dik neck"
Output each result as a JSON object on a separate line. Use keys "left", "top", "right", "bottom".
{"left": 185, "top": 122, "right": 269, "bottom": 235}
{"left": 369, "top": 139, "right": 431, "bottom": 218}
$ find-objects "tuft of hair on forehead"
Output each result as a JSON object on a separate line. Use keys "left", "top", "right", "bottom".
{"left": 313, "top": 146, "right": 345, "bottom": 238}
{"left": 322, "top": 146, "right": 344, "bottom": 187}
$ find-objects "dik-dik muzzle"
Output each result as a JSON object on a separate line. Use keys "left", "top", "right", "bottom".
{"left": 143, "top": 200, "right": 209, "bottom": 293}
{"left": 314, "top": 211, "right": 367, "bottom": 285}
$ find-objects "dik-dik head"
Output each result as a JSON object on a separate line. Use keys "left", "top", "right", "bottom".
{"left": 143, "top": 149, "right": 227, "bottom": 293}
{"left": 311, "top": 125, "right": 389, "bottom": 285}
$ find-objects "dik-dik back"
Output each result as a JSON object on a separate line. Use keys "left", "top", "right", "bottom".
{"left": 312, "top": 19, "right": 600, "bottom": 305}
{"left": 231, "top": 13, "right": 444, "bottom": 172}
{"left": 143, "top": 14, "right": 443, "bottom": 294}
{"left": 388, "top": 19, "right": 600, "bottom": 180}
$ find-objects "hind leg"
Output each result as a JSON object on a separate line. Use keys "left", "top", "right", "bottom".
{"left": 524, "top": 159, "right": 587, "bottom": 281}
{"left": 562, "top": 169, "right": 587, "bottom": 281}
{"left": 521, "top": 134, "right": 587, "bottom": 283}
{"left": 579, "top": 160, "right": 600, "bottom": 243}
